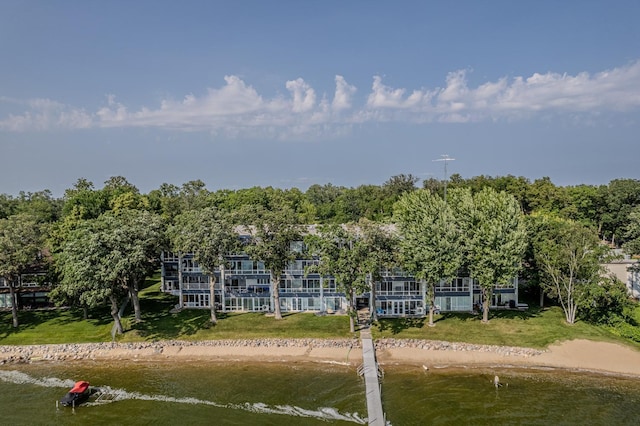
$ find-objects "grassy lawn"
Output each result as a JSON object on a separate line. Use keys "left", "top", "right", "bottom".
{"left": 0, "top": 279, "right": 356, "bottom": 345}
{"left": 372, "top": 306, "right": 636, "bottom": 349}
{"left": 1, "top": 277, "right": 638, "bottom": 349}
{"left": 0, "top": 308, "right": 114, "bottom": 345}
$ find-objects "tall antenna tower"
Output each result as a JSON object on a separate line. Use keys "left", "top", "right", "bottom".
{"left": 433, "top": 154, "right": 455, "bottom": 201}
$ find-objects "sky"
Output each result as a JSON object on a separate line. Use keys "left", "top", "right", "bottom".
{"left": 1, "top": 0, "right": 640, "bottom": 197}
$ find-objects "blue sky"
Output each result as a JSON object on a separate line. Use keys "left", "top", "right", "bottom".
{"left": 1, "top": 0, "right": 639, "bottom": 197}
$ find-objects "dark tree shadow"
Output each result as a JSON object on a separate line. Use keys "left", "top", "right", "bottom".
{"left": 373, "top": 305, "right": 544, "bottom": 335}
{"left": 375, "top": 317, "right": 426, "bottom": 334}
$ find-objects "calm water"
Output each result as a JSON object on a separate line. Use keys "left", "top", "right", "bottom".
{"left": 382, "top": 366, "right": 640, "bottom": 425}
{"left": 1, "top": 361, "right": 640, "bottom": 425}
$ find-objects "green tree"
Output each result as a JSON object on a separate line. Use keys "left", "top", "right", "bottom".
{"left": 169, "top": 207, "right": 238, "bottom": 324}
{"left": 623, "top": 206, "right": 640, "bottom": 256}
{"left": 451, "top": 188, "right": 527, "bottom": 323}
{"left": 382, "top": 174, "right": 419, "bottom": 217}
{"left": 147, "top": 183, "right": 182, "bottom": 222}
{"left": 422, "top": 177, "right": 444, "bottom": 196}
{"left": 562, "top": 184, "right": 604, "bottom": 228}
{"left": 0, "top": 194, "right": 18, "bottom": 219}
{"left": 0, "top": 214, "right": 45, "bottom": 327}
{"left": 305, "top": 183, "right": 344, "bottom": 223}
{"left": 15, "top": 190, "right": 62, "bottom": 223}
{"left": 242, "top": 206, "right": 302, "bottom": 320}
{"left": 179, "top": 179, "right": 210, "bottom": 211}
{"left": 53, "top": 210, "right": 165, "bottom": 333}
{"left": 354, "top": 219, "right": 398, "bottom": 322}
{"left": 62, "top": 178, "right": 110, "bottom": 220}
{"left": 490, "top": 175, "right": 532, "bottom": 212}
{"left": 532, "top": 215, "right": 607, "bottom": 324}
{"left": 578, "top": 276, "right": 632, "bottom": 324}
{"left": 110, "top": 209, "right": 166, "bottom": 321}
{"left": 51, "top": 223, "right": 115, "bottom": 320}
{"left": 394, "top": 189, "right": 464, "bottom": 326}
{"left": 522, "top": 213, "right": 549, "bottom": 307}
{"left": 334, "top": 187, "right": 364, "bottom": 223}
{"left": 383, "top": 174, "right": 420, "bottom": 196}
{"left": 306, "top": 220, "right": 395, "bottom": 332}
{"left": 600, "top": 179, "right": 640, "bottom": 245}
{"left": 526, "top": 177, "right": 568, "bottom": 214}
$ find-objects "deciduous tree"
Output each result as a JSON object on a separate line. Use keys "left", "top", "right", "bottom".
{"left": 623, "top": 206, "right": 640, "bottom": 256}
{"left": 451, "top": 188, "right": 527, "bottom": 323}
{"left": 394, "top": 189, "right": 464, "bottom": 326}
{"left": 169, "top": 207, "right": 237, "bottom": 324}
{"left": 242, "top": 206, "right": 302, "bottom": 320}
{"left": 53, "top": 209, "right": 165, "bottom": 333}
{"left": 532, "top": 215, "right": 606, "bottom": 324}
{"left": 306, "top": 219, "right": 396, "bottom": 332}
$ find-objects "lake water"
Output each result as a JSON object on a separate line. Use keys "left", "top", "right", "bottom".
{"left": 1, "top": 361, "right": 640, "bottom": 425}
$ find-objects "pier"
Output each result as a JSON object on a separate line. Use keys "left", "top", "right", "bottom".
{"left": 359, "top": 326, "right": 385, "bottom": 426}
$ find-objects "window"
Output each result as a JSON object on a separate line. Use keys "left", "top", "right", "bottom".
{"left": 182, "top": 259, "right": 200, "bottom": 272}
{"left": 290, "top": 241, "right": 304, "bottom": 253}
{"left": 163, "top": 252, "right": 179, "bottom": 262}
{"left": 304, "top": 279, "right": 321, "bottom": 292}
{"left": 182, "top": 293, "right": 209, "bottom": 308}
{"left": 324, "top": 278, "right": 337, "bottom": 291}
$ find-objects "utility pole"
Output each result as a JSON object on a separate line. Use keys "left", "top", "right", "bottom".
{"left": 433, "top": 154, "right": 455, "bottom": 202}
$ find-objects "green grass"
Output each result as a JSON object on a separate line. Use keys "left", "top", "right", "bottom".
{"left": 0, "top": 278, "right": 356, "bottom": 345}
{"left": 0, "top": 308, "right": 114, "bottom": 345}
{"left": 372, "top": 306, "right": 638, "bottom": 349}
{"left": 1, "top": 277, "right": 639, "bottom": 349}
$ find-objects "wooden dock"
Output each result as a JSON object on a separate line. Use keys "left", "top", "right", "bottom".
{"left": 359, "top": 327, "right": 385, "bottom": 426}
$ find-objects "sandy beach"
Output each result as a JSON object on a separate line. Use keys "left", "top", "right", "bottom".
{"left": 2, "top": 338, "right": 640, "bottom": 377}
{"left": 376, "top": 339, "right": 640, "bottom": 377}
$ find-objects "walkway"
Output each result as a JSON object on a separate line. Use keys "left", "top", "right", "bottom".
{"left": 359, "top": 325, "right": 385, "bottom": 426}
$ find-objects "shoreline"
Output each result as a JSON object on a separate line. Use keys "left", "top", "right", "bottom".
{"left": 376, "top": 338, "right": 640, "bottom": 378}
{"left": 2, "top": 338, "right": 640, "bottom": 378}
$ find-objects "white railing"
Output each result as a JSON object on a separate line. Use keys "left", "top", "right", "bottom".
{"left": 375, "top": 290, "right": 422, "bottom": 296}
{"left": 435, "top": 285, "right": 470, "bottom": 292}
{"left": 227, "top": 268, "right": 269, "bottom": 275}
{"left": 182, "top": 283, "right": 210, "bottom": 291}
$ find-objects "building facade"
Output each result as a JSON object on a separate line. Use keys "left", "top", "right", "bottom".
{"left": 161, "top": 251, "right": 348, "bottom": 313}
{"left": 160, "top": 247, "right": 520, "bottom": 318}
{"left": 0, "top": 272, "right": 52, "bottom": 309}
{"left": 602, "top": 256, "right": 640, "bottom": 300}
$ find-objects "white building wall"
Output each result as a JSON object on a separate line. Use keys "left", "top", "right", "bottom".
{"left": 602, "top": 259, "right": 640, "bottom": 300}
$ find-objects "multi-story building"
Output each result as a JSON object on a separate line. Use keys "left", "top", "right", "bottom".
{"left": 371, "top": 269, "right": 519, "bottom": 317}
{"left": 161, "top": 251, "right": 349, "bottom": 313}
{"left": 160, "top": 246, "right": 520, "bottom": 318}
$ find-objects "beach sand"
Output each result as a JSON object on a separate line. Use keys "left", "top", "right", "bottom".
{"left": 377, "top": 339, "right": 640, "bottom": 377}
{"left": 2, "top": 338, "right": 640, "bottom": 377}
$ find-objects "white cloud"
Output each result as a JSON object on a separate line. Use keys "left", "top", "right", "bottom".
{"left": 285, "top": 78, "right": 316, "bottom": 113}
{"left": 332, "top": 75, "right": 356, "bottom": 111}
{"left": 0, "top": 98, "right": 92, "bottom": 131}
{"left": 1, "top": 61, "right": 640, "bottom": 135}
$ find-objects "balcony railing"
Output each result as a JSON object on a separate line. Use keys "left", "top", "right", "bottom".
{"left": 182, "top": 283, "right": 211, "bottom": 291}
{"left": 376, "top": 290, "right": 422, "bottom": 296}
{"left": 226, "top": 268, "right": 269, "bottom": 275}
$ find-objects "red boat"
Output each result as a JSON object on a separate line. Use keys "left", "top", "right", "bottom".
{"left": 60, "top": 381, "right": 92, "bottom": 407}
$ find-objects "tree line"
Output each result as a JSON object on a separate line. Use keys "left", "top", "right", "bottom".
{"left": 1, "top": 174, "right": 639, "bottom": 337}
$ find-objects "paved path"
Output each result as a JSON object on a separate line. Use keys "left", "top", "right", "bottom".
{"left": 360, "top": 326, "right": 385, "bottom": 426}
